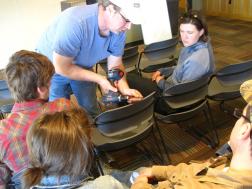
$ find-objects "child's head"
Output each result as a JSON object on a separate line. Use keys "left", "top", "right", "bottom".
{"left": 22, "top": 108, "right": 93, "bottom": 188}
{"left": 5, "top": 50, "right": 54, "bottom": 102}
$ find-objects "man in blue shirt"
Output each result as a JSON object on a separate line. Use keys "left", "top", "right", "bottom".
{"left": 36, "top": 0, "right": 143, "bottom": 117}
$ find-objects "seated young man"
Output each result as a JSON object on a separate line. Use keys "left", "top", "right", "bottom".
{"left": 0, "top": 50, "right": 73, "bottom": 189}
{"left": 131, "top": 79, "right": 252, "bottom": 189}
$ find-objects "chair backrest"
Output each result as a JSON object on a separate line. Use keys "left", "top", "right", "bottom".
{"left": 122, "top": 45, "right": 139, "bottom": 72}
{"left": 163, "top": 76, "right": 209, "bottom": 109}
{"left": 94, "top": 92, "right": 155, "bottom": 137}
{"left": 97, "top": 45, "right": 139, "bottom": 73}
{"left": 0, "top": 80, "right": 10, "bottom": 97}
{"left": 208, "top": 60, "right": 252, "bottom": 96}
{"left": 137, "top": 37, "right": 178, "bottom": 71}
{"left": 0, "top": 80, "right": 14, "bottom": 106}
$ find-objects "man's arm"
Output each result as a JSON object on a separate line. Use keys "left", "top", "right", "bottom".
{"left": 107, "top": 55, "right": 143, "bottom": 101}
{"left": 53, "top": 52, "right": 117, "bottom": 93}
{"left": 0, "top": 184, "right": 6, "bottom": 189}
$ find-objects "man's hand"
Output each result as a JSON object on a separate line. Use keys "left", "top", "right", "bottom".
{"left": 0, "top": 184, "right": 6, "bottom": 189}
{"left": 98, "top": 76, "right": 117, "bottom": 94}
{"left": 139, "top": 167, "right": 153, "bottom": 177}
{"left": 120, "top": 88, "right": 143, "bottom": 103}
{"left": 152, "top": 71, "right": 162, "bottom": 81}
{"left": 133, "top": 167, "right": 153, "bottom": 184}
{"left": 134, "top": 175, "right": 149, "bottom": 184}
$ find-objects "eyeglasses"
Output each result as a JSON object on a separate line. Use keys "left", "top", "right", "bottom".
{"left": 233, "top": 108, "right": 251, "bottom": 123}
{"left": 118, "top": 12, "right": 130, "bottom": 23}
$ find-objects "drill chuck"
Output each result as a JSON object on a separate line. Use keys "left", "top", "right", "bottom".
{"left": 102, "top": 91, "right": 129, "bottom": 104}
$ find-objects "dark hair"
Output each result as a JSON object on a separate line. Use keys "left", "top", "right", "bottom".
{"left": 22, "top": 108, "right": 94, "bottom": 189}
{"left": 5, "top": 50, "right": 54, "bottom": 102}
{"left": 179, "top": 10, "right": 208, "bottom": 42}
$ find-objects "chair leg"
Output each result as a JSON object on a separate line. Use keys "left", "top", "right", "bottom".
{"left": 150, "top": 126, "right": 167, "bottom": 164}
{"left": 202, "top": 109, "right": 216, "bottom": 148}
{"left": 206, "top": 101, "right": 220, "bottom": 147}
{"left": 207, "top": 101, "right": 220, "bottom": 146}
{"left": 153, "top": 116, "right": 171, "bottom": 164}
{"left": 136, "top": 52, "right": 143, "bottom": 77}
{"left": 93, "top": 149, "right": 104, "bottom": 176}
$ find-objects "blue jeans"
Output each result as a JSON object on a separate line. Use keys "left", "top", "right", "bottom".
{"left": 49, "top": 74, "right": 101, "bottom": 117}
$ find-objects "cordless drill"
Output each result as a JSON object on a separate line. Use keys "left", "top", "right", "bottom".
{"left": 102, "top": 68, "right": 129, "bottom": 105}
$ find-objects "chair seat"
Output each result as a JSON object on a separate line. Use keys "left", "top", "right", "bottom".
{"left": 142, "top": 59, "right": 176, "bottom": 73}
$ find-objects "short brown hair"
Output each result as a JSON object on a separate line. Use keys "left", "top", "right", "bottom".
{"left": 5, "top": 50, "right": 54, "bottom": 102}
{"left": 98, "top": 0, "right": 120, "bottom": 11}
{"left": 22, "top": 108, "right": 93, "bottom": 189}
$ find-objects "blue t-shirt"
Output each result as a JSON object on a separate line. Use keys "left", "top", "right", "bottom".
{"left": 36, "top": 3, "right": 126, "bottom": 69}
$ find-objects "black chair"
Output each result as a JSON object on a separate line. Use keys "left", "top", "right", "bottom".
{"left": 96, "top": 45, "right": 140, "bottom": 73}
{"left": 0, "top": 80, "right": 14, "bottom": 119}
{"left": 92, "top": 92, "right": 169, "bottom": 175}
{"left": 207, "top": 60, "right": 252, "bottom": 114}
{"left": 137, "top": 37, "right": 178, "bottom": 76}
{"left": 155, "top": 76, "right": 219, "bottom": 148}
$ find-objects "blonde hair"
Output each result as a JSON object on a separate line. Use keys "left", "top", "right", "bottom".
{"left": 22, "top": 108, "right": 93, "bottom": 189}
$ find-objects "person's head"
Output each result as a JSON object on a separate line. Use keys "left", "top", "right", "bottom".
{"left": 179, "top": 10, "right": 208, "bottom": 47}
{"left": 5, "top": 50, "right": 54, "bottom": 102}
{"left": 22, "top": 108, "right": 93, "bottom": 189}
{"left": 98, "top": 0, "right": 142, "bottom": 34}
{"left": 229, "top": 80, "right": 252, "bottom": 157}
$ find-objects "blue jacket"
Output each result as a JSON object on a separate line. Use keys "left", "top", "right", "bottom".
{"left": 157, "top": 40, "right": 215, "bottom": 95}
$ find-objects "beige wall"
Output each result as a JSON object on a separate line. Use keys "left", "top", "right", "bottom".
{"left": 203, "top": 0, "right": 252, "bottom": 21}
{"left": 0, "top": 0, "right": 62, "bottom": 69}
